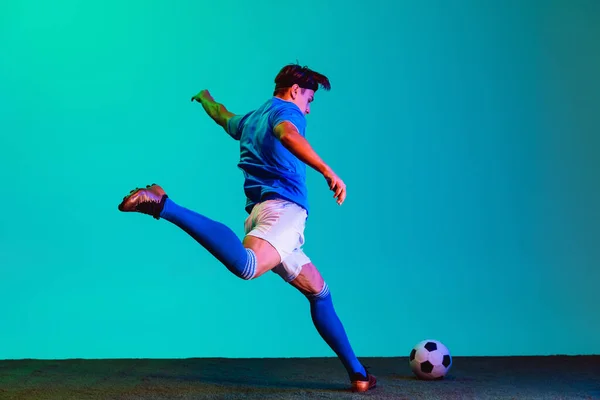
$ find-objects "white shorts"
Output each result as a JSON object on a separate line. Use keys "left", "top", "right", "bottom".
{"left": 244, "top": 198, "right": 311, "bottom": 282}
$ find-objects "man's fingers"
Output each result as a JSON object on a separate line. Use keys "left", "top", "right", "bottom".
{"left": 337, "top": 186, "right": 346, "bottom": 205}
{"left": 326, "top": 176, "right": 346, "bottom": 204}
{"left": 331, "top": 182, "right": 345, "bottom": 203}
{"left": 336, "top": 182, "right": 345, "bottom": 198}
{"left": 332, "top": 182, "right": 340, "bottom": 197}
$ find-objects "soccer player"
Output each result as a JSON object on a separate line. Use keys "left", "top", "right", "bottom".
{"left": 117, "top": 63, "right": 377, "bottom": 392}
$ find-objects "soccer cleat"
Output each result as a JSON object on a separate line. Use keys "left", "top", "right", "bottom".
{"left": 118, "top": 183, "right": 168, "bottom": 220}
{"left": 350, "top": 365, "right": 377, "bottom": 392}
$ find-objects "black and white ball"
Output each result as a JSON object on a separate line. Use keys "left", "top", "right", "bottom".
{"left": 409, "top": 339, "right": 452, "bottom": 380}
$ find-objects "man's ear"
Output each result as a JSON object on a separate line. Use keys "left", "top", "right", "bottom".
{"left": 290, "top": 84, "right": 300, "bottom": 99}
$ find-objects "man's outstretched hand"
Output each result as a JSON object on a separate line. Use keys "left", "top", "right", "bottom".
{"left": 191, "top": 89, "right": 212, "bottom": 103}
{"left": 323, "top": 168, "right": 347, "bottom": 206}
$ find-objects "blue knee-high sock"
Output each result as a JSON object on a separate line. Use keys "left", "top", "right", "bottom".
{"left": 308, "top": 283, "right": 366, "bottom": 378}
{"left": 159, "top": 198, "right": 256, "bottom": 280}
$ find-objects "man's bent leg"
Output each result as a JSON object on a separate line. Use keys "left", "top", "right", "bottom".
{"left": 288, "top": 262, "right": 373, "bottom": 388}
{"left": 118, "top": 185, "right": 285, "bottom": 280}
{"left": 159, "top": 198, "right": 267, "bottom": 279}
{"left": 118, "top": 184, "right": 261, "bottom": 280}
{"left": 242, "top": 235, "right": 283, "bottom": 278}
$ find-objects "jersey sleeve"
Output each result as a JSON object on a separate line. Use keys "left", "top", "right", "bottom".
{"left": 271, "top": 104, "right": 307, "bottom": 136}
{"left": 227, "top": 111, "right": 253, "bottom": 140}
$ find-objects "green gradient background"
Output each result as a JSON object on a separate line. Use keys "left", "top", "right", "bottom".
{"left": 1, "top": 1, "right": 599, "bottom": 360}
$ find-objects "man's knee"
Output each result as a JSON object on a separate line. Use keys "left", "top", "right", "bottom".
{"left": 234, "top": 248, "right": 277, "bottom": 281}
{"left": 288, "top": 262, "right": 326, "bottom": 296}
{"left": 242, "top": 236, "right": 282, "bottom": 279}
{"left": 228, "top": 248, "right": 257, "bottom": 280}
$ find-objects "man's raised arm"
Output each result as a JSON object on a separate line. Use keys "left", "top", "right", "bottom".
{"left": 191, "top": 89, "right": 235, "bottom": 135}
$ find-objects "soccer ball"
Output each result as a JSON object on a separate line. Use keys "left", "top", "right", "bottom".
{"left": 409, "top": 339, "right": 452, "bottom": 380}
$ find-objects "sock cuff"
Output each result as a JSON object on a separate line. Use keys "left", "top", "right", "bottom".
{"left": 155, "top": 195, "right": 169, "bottom": 219}
{"left": 309, "top": 282, "right": 330, "bottom": 299}
{"left": 241, "top": 248, "right": 257, "bottom": 280}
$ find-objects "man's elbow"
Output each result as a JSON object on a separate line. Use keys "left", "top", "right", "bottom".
{"left": 274, "top": 123, "right": 298, "bottom": 147}
{"left": 278, "top": 131, "right": 300, "bottom": 150}
{"left": 217, "top": 108, "right": 234, "bottom": 129}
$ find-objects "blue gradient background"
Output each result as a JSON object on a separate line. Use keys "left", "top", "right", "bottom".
{"left": 1, "top": 1, "right": 599, "bottom": 360}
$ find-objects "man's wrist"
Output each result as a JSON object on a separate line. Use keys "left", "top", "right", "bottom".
{"left": 199, "top": 90, "right": 214, "bottom": 104}
{"left": 318, "top": 164, "right": 331, "bottom": 175}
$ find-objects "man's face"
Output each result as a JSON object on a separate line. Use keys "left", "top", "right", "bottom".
{"left": 291, "top": 85, "right": 315, "bottom": 115}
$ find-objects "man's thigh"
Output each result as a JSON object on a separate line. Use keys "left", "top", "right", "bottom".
{"left": 284, "top": 260, "right": 325, "bottom": 296}
{"left": 244, "top": 199, "right": 307, "bottom": 277}
{"left": 271, "top": 247, "right": 311, "bottom": 283}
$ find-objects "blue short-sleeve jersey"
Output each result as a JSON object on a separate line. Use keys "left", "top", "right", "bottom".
{"left": 227, "top": 97, "right": 309, "bottom": 214}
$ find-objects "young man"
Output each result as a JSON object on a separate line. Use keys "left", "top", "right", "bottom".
{"left": 117, "top": 63, "right": 377, "bottom": 392}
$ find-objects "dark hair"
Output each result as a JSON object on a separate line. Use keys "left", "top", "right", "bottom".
{"left": 273, "top": 63, "right": 331, "bottom": 96}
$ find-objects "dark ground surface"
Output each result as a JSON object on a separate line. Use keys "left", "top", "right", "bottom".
{"left": 0, "top": 356, "right": 599, "bottom": 399}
